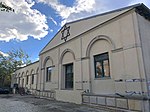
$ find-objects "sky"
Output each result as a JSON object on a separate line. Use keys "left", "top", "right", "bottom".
{"left": 0, "top": 0, "right": 150, "bottom": 62}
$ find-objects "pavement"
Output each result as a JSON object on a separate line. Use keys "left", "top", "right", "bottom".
{"left": 0, "top": 94, "right": 110, "bottom": 112}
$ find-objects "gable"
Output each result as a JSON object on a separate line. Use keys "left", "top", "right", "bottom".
{"left": 40, "top": 4, "right": 149, "bottom": 55}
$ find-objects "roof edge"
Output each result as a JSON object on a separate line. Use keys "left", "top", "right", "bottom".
{"left": 135, "top": 3, "right": 150, "bottom": 21}
{"left": 39, "top": 3, "right": 149, "bottom": 55}
{"left": 16, "top": 60, "right": 39, "bottom": 71}
{"left": 66, "top": 3, "right": 143, "bottom": 25}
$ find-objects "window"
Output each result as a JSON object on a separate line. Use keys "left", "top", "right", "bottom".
{"left": 46, "top": 67, "right": 52, "bottom": 82}
{"left": 65, "top": 63, "right": 73, "bottom": 89}
{"left": 94, "top": 52, "right": 110, "bottom": 78}
{"left": 26, "top": 76, "right": 29, "bottom": 84}
{"left": 31, "top": 74, "right": 34, "bottom": 84}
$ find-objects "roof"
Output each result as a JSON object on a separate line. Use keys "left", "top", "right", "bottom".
{"left": 40, "top": 3, "right": 150, "bottom": 55}
{"left": 16, "top": 60, "right": 39, "bottom": 71}
{"left": 134, "top": 4, "right": 150, "bottom": 21}
{"left": 68, "top": 3, "right": 150, "bottom": 24}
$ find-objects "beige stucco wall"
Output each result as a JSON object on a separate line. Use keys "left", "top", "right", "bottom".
{"left": 13, "top": 61, "right": 39, "bottom": 91}
{"left": 55, "top": 90, "right": 82, "bottom": 104}
{"left": 40, "top": 8, "right": 132, "bottom": 54}
{"left": 11, "top": 8, "right": 150, "bottom": 106}
{"left": 137, "top": 13, "right": 150, "bottom": 95}
{"left": 79, "top": 11, "right": 146, "bottom": 95}
{"left": 38, "top": 10, "right": 148, "bottom": 102}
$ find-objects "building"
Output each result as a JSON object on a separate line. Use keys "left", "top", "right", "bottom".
{"left": 11, "top": 4, "right": 150, "bottom": 111}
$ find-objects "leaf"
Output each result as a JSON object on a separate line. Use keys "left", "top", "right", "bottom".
{"left": 0, "top": 48, "right": 31, "bottom": 86}
{"left": 0, "top": 2, "right": 14, "bottom": 12}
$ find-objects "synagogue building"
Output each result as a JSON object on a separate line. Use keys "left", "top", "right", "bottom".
{"left": 11, "top": 3, "right": 150, "bottom": 111}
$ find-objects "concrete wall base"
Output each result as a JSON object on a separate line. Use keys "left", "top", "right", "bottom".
{"left": 82, "top": 93, "right": 150, "bottom": 112}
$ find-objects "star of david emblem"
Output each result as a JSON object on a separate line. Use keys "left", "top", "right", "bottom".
{"left": 61, "top": 25, "right": 70, "bottom": 42}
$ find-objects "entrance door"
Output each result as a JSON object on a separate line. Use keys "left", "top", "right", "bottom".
{"left": 65, "top": 63, "right": 73, "bottom": 89}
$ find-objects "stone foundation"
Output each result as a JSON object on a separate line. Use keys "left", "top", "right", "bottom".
{"left": 82, "top": 93, "right": 150, "bottom": 112}
{"left": 33, "top": 90, "right": 56, "bottom": 99}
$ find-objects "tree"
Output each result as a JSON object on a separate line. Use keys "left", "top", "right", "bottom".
{"left": 0, "top": 49, "right": 31, "bottom": 87}
{"left": 0, "top": 2, "right": 14, "bottom": 12}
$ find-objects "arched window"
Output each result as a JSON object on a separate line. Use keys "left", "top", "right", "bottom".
{"left": 60, "top": 49, "right": 75, "bottom": 89}
{"left": 43, "top": 56, "right": 53, "bottom": 82}
{"left": 31, "top": 70, "right": 35, "bottom": 84}
{"left": 46, "top": 67, "right": 52, "bottom": 82}
{"left": 26, "top": 71, "right": 29, "bottom": 85}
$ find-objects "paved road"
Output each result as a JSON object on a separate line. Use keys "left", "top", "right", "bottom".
{"left": 0, "top": 94, "right": 109, "bottom": 112}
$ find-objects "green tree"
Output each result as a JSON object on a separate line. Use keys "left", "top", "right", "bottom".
{"left": 0, "top": 2, "right": 14, "bottom": 12}
{"left": 0, "top": 49, "right": 31, "bottom": 87}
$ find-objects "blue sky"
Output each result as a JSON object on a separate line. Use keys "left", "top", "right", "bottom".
{"left": 0, "top": 0, "right": 150, "bottom": 62}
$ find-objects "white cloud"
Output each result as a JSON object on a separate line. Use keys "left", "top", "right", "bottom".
{"left": 1, "top": 0, "right": 148, "bottom": 42}
{"left": 36, "top": 57, "right": 39, "bottom": 61}
{"left": 25, "top": 0, "right": 33, "bottom": 4}
{"left": 60, "top": 19, "right": 67, "bottom": 27}
{"left": 37, "top": 0, "right": 150, "bottom": 26}
{"left": 0, "top": 51, "right": 9, "bottom": 57}
{"left": 49, "top": 29, "right": 53, "bottom": 32}
{"left": 128, "top": 0, "right": 150, "bottom": 7}
{"left": 37, "top": 0, "right": 97, "bottom": 26}
{"left": 0, "top": 0, "right": 48, "bottom": 42}
{"left": 49, "top": 16, "right": 57, "bottom": 25}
